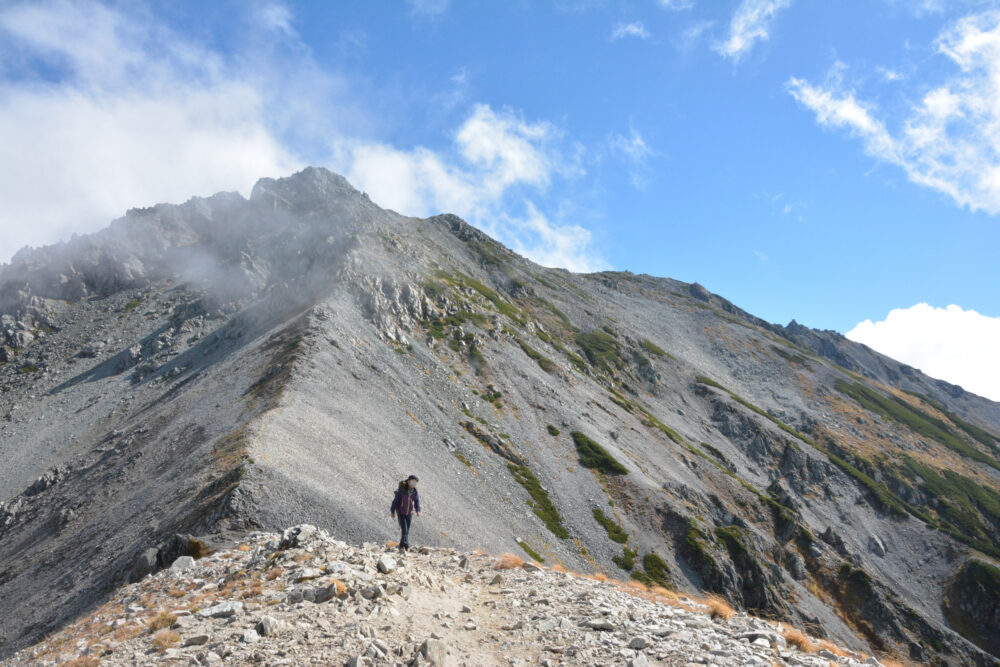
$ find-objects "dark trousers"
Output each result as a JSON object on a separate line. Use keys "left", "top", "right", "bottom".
{"left": 397, "top": 512, "right": 413, "bottom": 548}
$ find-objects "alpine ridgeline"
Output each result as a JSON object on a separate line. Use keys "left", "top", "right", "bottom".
{"left": 0, "top": 168, "right": 997, "bottom": 665}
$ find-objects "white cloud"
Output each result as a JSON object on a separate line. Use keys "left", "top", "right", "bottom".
{"left": 0, "top": 1, "right": 606, "bottom": 272}
{"left": 0, "top": 0, "right": 302, "bottom": 261}
{"left": 789, "top": 10, "right": 1000, "bottom": 214}
{"left": 255, "top": 3, "right": 296, "bottom": 36}
{"left": 658, "top": 0, "right": 693, "bottom": 9}
{"left": 343, "top": 105, "right": 604, "bottom": 271}
{"left": 715, "top": 0, "right": 792, "bottom": 62}
{"left": 610, "top": 22, "right": 650, "bottom": 41}
{"left": 609, "top": 128, "right": 652, "bottom": 164}
{"left": 407, "top": 0, "right": 449, "bottom": 16}
{"left": 846, "top": 303, "right": 1000, "bottom": 402}
{"left": 608, "top": 127, "right": 655, "bottom": 189}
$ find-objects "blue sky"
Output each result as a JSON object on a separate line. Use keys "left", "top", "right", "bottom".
{"left": 1, "top": 1, "right": 999, "bottom": 399}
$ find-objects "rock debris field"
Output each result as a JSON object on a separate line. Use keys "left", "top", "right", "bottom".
{"left": 6, "top": 525, "right": 887, "bottom": 667}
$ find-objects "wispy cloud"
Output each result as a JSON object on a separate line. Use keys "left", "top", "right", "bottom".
{"left": 608, "top": 127, "right": 655, "bottom": 189}
{"left": 846, "top": 303, "right": 1000, "bottom": 401}
{"left": 658, "top": 0, "right": 693, "bottom": 10}
{"left": 715, "top": 0, "right": 792, "bottom": 62}
{"left": 407, "top": 0, "right": 449, "bottom": 16}
{"left": 610, "top": 21, "right": 650, "bottom": 41}
{"left": 788, "top": 9, "right": 1000, "bottom": 214}
{"left": 0, "top": 0, "right": 607, "bottom": 271}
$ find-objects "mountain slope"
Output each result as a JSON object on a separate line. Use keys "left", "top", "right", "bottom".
{"left": 1, "top": 167, "right": 997, "bottom": 664}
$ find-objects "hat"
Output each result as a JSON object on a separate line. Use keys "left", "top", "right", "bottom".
{"left": 406, "top": 475, "right": 419, "bottom": 482}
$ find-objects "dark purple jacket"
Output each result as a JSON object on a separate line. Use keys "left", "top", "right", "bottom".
{"left": 390, "top": 484, "right": 421, "bottom": 515}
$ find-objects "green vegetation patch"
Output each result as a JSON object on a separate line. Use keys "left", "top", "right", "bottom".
{"left": 516, "top": 338, "right": 557, "bottom": 374}
{"left": 18, "top": 364, "right": 38, "bottom": 374}
{"left": 631, "top": 553, "right": 673, "bottom": 589}
{"left": 574, "top": 330, "right": 622, "bottom": 372}
{"left": 835, "top": 379, "right": 998, "bottom": 469}
{"left": 546, "top": 424, "right": 560, "bottom": 436}
{"left": 453, "top": 451, "right": 473, "bottom": 469}
{"left": 770, "top": 345, "right": 811, "bottom": 367}
{"left": 123, "top": 298, "right": 141, "bottom": 313}
{"left": 507, "top": 463, "right": 569, "bottom": 539}
{"left": 593, "top": 508, "right": 629, "bottom": 544}
{"left": 696, "top": 376, "right": 813, "bottom": 446}
{"left": 517, "top": 540, "right": 545, "bottom": 563}
{"left": 640, "top": 339, "right": 673, "bottom": 359}
{"left": 571, "top": 431, "right": 629, "bottom": 475}
{"left": 899, "top": 456, "right": 1000, "bottom": 554}
{"left": 613, "top": 546, "right": 637, "bottom": 571}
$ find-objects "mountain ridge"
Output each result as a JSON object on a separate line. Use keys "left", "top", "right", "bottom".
{"left": 1, "top": 167, "right": 997, "bottom": 664}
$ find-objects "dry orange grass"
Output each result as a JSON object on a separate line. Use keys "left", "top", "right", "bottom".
{"left": 650, "top": 585, "right": 678, "bottom": 601}
{"left": 264, "top": 567, "right": 283, "bottom": 581}
{"left": 495, "top": 553, "right": 525, "bottom": 570}
{"left": 328, "top": 579, "right": 348, "bottom": 597}
{"left": 550, "top": 563, "right": 568, "bottom": 573}
{"left": 781, "top": 627, "right": 816, "bottom": 653}
{"left": 293, "top": 552, "right": 314, "bottom": 562}
{"left": 237, "top": 544, "right": 251, "bottom": 552}
{"left": 64, "top": 657, "right": 102, "bottom": 667}
{"left": 816, "top": 639, "right": 848, "bottom": 657}
{"left": 167, "top": 588, "right": 186, "bottom": 598}
{"left": 703, "top": 593, "right": 735, "bottom": 621}
{"left": 623, "top": 580, "right": 648, "bottom": 593}
{"left": 589, "top": 572, "right": 608, "bottom": 582}
{"left": 150, "top": 629, "right": 180, "bottom": 652}
{"left": 147, "top": 611, "right": 177, "bottom": 632}
{"left": 385, "top": 540, "right": 399, "bottom": 548}
{"left": 111, "top": 625, "right": 143, "bottom": 642}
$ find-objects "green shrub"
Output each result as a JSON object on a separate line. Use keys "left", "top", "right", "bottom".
{"left": 517, "top": 338, "right": 556, "bottom": 373}
{"left": 571, "top": 431, "right": 628, "bottom": 475}
{"left": 593, "top": 508, "right": 628, "bottom": 543}
{"left": 18, "top": 364, "right": 38, "bottom": 373}
{"left": 613, "top": 547, "right": 637, "bottom": 571}
{"left": 507, "top": 463, "right": 569, "bottom": 538}
{"left": 546, "top": 424, "right": 560, "bottom": 436}
{"left": 123, "top": 298, "right": 141, "bottom": 312}
{"left": 517, "top": 540, "right": 545, "bottom": 563}
{"left": 640, "top": 339, "right": 671, "bottom": 358}
{"left": 636, "top": 553, "right": 672, "bottom": 588}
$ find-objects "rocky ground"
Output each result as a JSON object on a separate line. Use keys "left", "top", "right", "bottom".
{"left": 6, "top": 525, "right": 885, "bottom": 667}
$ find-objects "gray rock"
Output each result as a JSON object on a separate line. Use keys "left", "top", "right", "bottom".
{"left": 377, "top": 555, "right": 397, "bottom": 574}
{"left": 183, "top": 634, "right": 210, "bottom": 647}
{"left": 419, "top": 638, "right": 450, "bottom": 666}
{"left": 241, "top": 629, "right": 260, "bottom": 643}
{"left": 170, "top": 556, "right": 196, "bottom": 571}
{"left": 586, "top": 619, "right": 617, "bottom": 631}
{"left": 256, "top": 616, "right": 285, "bottom": 637}
{"left": 279, "top": 524, "right": 317, "bottom": 549}
{"left": 197, "top": 601, "right": 242, "bottom": 618}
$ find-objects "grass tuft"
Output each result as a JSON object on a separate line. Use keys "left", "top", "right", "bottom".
{"left": 495, "top": 553, "right": 525, "bottom": 570}
{"left": 703, "top": 593, "right": 735, "bottom": 621}
{"left": 151, "top": 629, "right": 180, "bottom": 652}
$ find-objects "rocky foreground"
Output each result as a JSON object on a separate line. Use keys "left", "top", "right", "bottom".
{"left": 6, "top": 525, "right": 886, "bottom": 667}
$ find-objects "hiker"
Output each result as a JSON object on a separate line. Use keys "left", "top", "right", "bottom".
{"left": 390, "top": 475, "right": 421, "bottom": 551}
